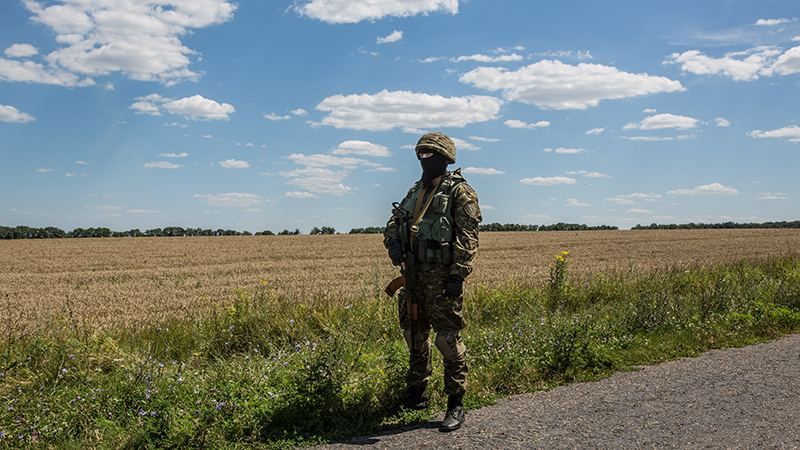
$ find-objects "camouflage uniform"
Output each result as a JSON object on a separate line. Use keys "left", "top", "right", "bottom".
{"left": 384, "top": 168, "right": 482, "bottom": 396}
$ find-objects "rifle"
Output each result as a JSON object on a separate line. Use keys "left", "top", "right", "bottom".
{"left": 385, "top": 201, "right": 419, "bottom": 355}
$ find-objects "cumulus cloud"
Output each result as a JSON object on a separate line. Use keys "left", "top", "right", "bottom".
{"left": 757, "top": 192, "right": 788, "bottom": 200}
{"left": 331, "top": 140, "right": 391, "bottom": 157}
{"left": 4, "top": 43, "right": 38, "bottom": 58}
{"left": 534, "top": 50, "right": 592, "bottom": 61}
{"left": 666, "top": 45, "right": 800, "bottom": 81}
{"left": 20, "top": 0, "right": 236, "bottom": 85}
{"left": 194, "top": 193, "right": 262, "bottom": 208}
{"left": 285, "top": 191, "right": 317, "bottom": 199}
{"left": 566, "top": 170, "right": 611, "bottom": 178}
{"left": 462, "top": 167, "right": 505, "bottom": 175}
{"left": 585, "top": 127, "right": 605, "bottom": 135}
{"left": 280, "top": 152, "right": 392, "bottom": 196}
{"left": 451, "top": 53, "right": 524, "bottom": 63}
{"left": 144, "top": 161, "right": 181, "bottom": 169}
{"left": 460, "top": 60, "right": 684, "bottom": 110}
{"left": 377, "top": 30, "right": 403, "bottom": 44}
{"left": 623, "top": 113, "right": 699, "bottom": 130}
{"left": 519, "top": 176, "right": 577, "bottom": 186}
{"left": 627, "top": 208, "right": 653, "bottom": 214}
{"left": 450, "top": 137, "right": 480, "bottom": 151}
{"left": 714, "top": 117, "right": 731, "bottom": 127}
{"left": 544, "top": 147, "right": 587, "bottom": 154}
{"left": 160, "top": 152, "right": 188, "bottom": 158}
{"left": 291, "top": 108, "right": 308, "bottom": 117}
{"left": 315, "top": 90, "right": 502, "bottom": 132}
{"left": 565, "top": 198, "right": 589, "bottom": 207}
{"left": 263, "top": 112, "right": 291, "bottom": 121}
{"left": 667, "top": 183, "right": 738, "bottom": 195}
{"left": 131, "top": 94, "right": 235, "bottom": 120}
{"left": 0, "top": 57, "right": 91, "bottom": 86}
{"left": 468, "top": 135, "right": 500, "bottom": 142}
{"left": 295, "top": 0, "right": 458, "bottom": 24}
{"left": 34, "top": 168, "right": 54, "bottom": 173}
{"left": 504, "top": 119, "right": 550, "bottom": 129}
{"left": 606, "top": 192, "right": 662, "bottom": 205}
{"left": 219, "top": 159, "right": 250, "bottom": 169}
{"left": 0, "top": 104, "right": 35, "bottom": 123}
{"left": 748, "top": 125, "right": 800, "bottom": 143}
{"left": 755, "top": 18, "right": 793, "bottom": 26}
{"left": 622, "top": 135, "right": 696, "bottom": 142}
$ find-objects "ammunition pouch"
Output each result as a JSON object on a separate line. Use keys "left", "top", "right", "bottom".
{"left": 417, "top": 239, "right": 453, "bottom": 266}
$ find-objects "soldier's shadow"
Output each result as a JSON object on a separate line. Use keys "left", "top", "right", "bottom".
{"left": 336, "top": 420, "right": 442, "bottom": 446}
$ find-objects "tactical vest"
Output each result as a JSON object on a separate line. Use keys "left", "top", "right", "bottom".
{"left": 398, "top": 171, "right": 465, "bottom": 265}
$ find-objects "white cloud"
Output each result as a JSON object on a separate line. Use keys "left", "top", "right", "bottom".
{"left": 127, "top": 209, "right": 158, "bottom": 214}
{"left": 793, "top": 36, "right": 800, "bottom": 42}
{"left": 450, "top": 137, "right": 480, "bottom": 151}
{"left": 504, "top": 119, "right": 550, "bottom": 129}
{"left": 757, "top": 192, "right": 788, "bottom": 200}
{"left": 295, "top": 0, "right": 458, "bottom": 24}
{"left": 451, "top": 53, "right": 524, "bottom": 63}
{"left": 755, "top": 18, "right": 793, "bottom": 26}
{"left": 286, "top": 191, "right": 317, "bottom": 199}
{"left": 22, "top": 0, "right": 236, "bottom": 85}
{"left": 131, "top": 94, "right": 235, "bottom": 120}
{"left": 419, "top": 56, "right": 443, "bottom": 63}
{"left": 667, "top": 183, "right": 738, "bottom": 195}
{"left": 565, "top": 198, "right": 589, "bottom": 207}
{"left": 519, "top": 176, "right": 577, "bottom": 186}
{"left": 219, "top": 159, "right": 250, "bottom": 169}
{"left": 75, "top": 160, "right": 88, "bottom": 165}
{"left": 144, "top": 161, "right": 181, "bottom": 169}
{"left": 194, "top": 193, "right": 262, "bottom": 208}
{"left": 544, "top": 147, "right": 587, "bottom": 154}
{"left": 627, "top": 208, "right": 653, "bottom": 214}
{"left": 315, "top": 90, "right": 502, "bottom": 132}
{"left": 34, "top": 168, "right": 54, "bottom": 173}
{"left": 714, "top": 117, "right": 731, "bottom": 127}
{"left": 331, "top": 140, "right": 391, "bottom": 157}
{"left": 534, "top": 50, "right": 592, "bottom": 61}
{"left": 643, "top": 108, "right": 657, "bottom": 113}
{"left": 4, "top": 43, "right": 38, "bottom": 58}
{"left": 0, "top": 104, "right": 35, "bottom": 123}
{"left": 665, "top": 46, "right": 800, "bottom": 81}
{"left": 291, "top": 108, "right": 308, "bottom": 117}
{"left": 159, "top": 152, "right": 188, "bottom": 158}
{"left": 460, "top": 60, "right": 684, "bottom": 110}
{"left": 468, "top": 135, "right": 500, "bottom": 142}
{"left": 462, "top": 167, "right": 505, "bottom": 175}
{"left": 263, "top": 112, "right": 291, "bottom": 121}
{"left": 585, "top": 127, "right": 605, "bottom": 135}
{"left": 377, "top": 30, "right": 403, "bottom": 44}
{"left": 0, "top": 56, "right": 92, "bottom": 86}
{"left": 622, "top": 135, "right": 696, "bottom": 142}
{"left": 566, "top": 170, "right": 611, "bottom": 178}
{"left": 623, "top": 113, "right": 699, "bottom": 130}
{"left": 480, "top": 204, "right": 495, "bottom": 211}
{"left": 607, "top": 192, "right": 662, "bottom": 205}
{"left": 280, "top": 152, "right": 391, "bottom": 195}
{"left": 748, "top": 125, "right": 800, "bottom": 143}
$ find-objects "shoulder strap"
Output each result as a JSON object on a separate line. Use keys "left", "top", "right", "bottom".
{"left": 410, "top": 178, "right": 445, "bottom": 244}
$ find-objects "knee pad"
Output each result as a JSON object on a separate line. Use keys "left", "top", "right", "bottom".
{"left": 435, "top": 332, "right": 465, "bottom": 360}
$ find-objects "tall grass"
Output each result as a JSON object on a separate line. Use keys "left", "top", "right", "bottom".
{"left": 2, "top": 257, "right": 800, "bottom": 448}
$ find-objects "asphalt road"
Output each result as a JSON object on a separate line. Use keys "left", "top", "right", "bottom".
{"left": 323, "top": 334, "right": 800, "bottom": 449}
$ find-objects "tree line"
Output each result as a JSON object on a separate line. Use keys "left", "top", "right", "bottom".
{"left": 632, "top": 221, "right": 800, "bottom": 230}
{"left": 0, "top": 225, "right": 302, "bottom": 239}
{"left": 479, "top": 222, "right": 618, "bottom": 232}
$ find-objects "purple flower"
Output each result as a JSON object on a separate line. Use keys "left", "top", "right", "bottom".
{"left": 215, "top": 401, "right": 226, "bottom": 411}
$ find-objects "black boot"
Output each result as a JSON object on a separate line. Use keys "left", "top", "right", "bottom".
{"left": 439, "top": 394, "right": 465, "bottom": 432}
{"left": 403, "top": 383, "right": 429, "bottom": 410}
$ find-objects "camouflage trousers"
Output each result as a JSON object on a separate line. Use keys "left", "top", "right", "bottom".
{"left": 397, "top": 265, "right": 467, "bottom": 396}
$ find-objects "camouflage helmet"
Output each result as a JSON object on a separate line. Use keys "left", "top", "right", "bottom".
{"left": 415, "top": 132, "right": 456, "bottom": 164}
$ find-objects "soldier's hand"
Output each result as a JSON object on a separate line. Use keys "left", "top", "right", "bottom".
{"left": 388, "top": 239, "right": 404, "bottom": 266}
{"left": 445, "top": 275, "right": 464, "bottom": 298}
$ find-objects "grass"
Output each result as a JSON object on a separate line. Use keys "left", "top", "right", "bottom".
{"left": 2, "top": 256, "right": 800, "bottom": 448}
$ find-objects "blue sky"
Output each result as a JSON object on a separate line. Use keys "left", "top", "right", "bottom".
{"left": 1, "top": 0, "right": 799, "bottom": 232}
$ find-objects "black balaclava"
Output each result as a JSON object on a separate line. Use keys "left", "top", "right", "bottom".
{"left": 420, "top": 151, "right": 448, "bottom": 186}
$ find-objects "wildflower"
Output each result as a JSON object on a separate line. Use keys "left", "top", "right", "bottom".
{"left": 289, "top": 319, "right": 295, "bottom": 325}
{"left": 260, "top": 279, "right": 269, "bottom": 286}
{"left": 560, "top": 251, "right": 569, "bottom": 256}
{"left": 138, "top": 408, "right": 147, "bottom": 416}
{"left": 215, "top": 401, "right": 226, "bottom": 411}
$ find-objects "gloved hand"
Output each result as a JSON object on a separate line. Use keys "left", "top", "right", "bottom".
{"left": 388, "top": 239, "right": 404, "bottom": 266}
{"left": 444, "top": 275, "right": 464, "bottom": 298}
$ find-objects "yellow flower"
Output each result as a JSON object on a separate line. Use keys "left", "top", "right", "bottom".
{"left": 560, "top": 251, "right": 569, "bottom": 256}
{"left": 260, "top": 279, "right": 269, "bottom": 286}
{"left": 555, "top": 255, "right": 565, "bottom": 262}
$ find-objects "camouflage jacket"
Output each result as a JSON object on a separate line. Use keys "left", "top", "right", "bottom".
{"left": 384, "top": 170, "right": 482, "bottom": 279}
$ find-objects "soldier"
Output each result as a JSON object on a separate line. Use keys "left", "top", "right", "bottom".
{"left": 383, "top": 132, "right": 482, "bottom": 432}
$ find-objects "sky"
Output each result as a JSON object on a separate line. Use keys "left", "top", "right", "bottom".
{"left": 1, "top": 0, "right": 799, "bottom": 233}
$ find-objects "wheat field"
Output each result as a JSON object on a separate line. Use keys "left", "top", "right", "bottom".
{"left": 2, "top": 229, "right": 799, "bottom": 332}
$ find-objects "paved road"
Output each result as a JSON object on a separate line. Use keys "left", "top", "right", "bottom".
{"left": 324, "top": 334, "right": 800, "bottom": 449}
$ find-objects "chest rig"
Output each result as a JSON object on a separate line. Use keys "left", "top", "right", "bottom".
{"left": 398, "top": 170, "right": 465, "bottom": 265}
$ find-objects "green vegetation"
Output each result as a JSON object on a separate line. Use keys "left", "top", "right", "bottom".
{"left": 2, "top": 256, "right": 800, "bottom": 448}
{"left": 632, "top": 220, "right": 800, "bottom": 230}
